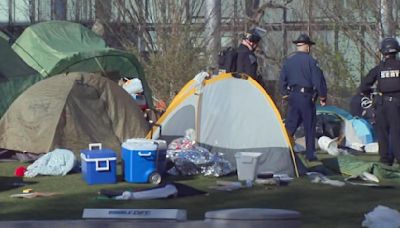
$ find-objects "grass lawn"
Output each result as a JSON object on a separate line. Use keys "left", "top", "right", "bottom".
{"left": 1, "top": 154, "right": 400, "bottom": 227}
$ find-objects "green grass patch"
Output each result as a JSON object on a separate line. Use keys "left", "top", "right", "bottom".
{"left": 1, "top": 154, "right": 399, "bottom": 227}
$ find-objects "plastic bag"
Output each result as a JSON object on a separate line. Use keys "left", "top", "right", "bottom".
{"left": 122, "top": 78, "right": 143, "bottom": 94}
{"left": 362, "top": 205, "right": 400, "bottom": 228}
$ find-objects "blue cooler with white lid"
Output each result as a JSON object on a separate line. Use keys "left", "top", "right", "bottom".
{"left": 80, "top": 143, "right": 117, "bottom": 185}
{"left": 122, "top": 138, "right": 167, "bottom": 184}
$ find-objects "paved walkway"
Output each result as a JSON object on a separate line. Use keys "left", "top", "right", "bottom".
{"left": 0, "top": 220, "right": 204, "bottom": 228}
{"left": 0, "top": 219, "right": 300, "bottom": 228}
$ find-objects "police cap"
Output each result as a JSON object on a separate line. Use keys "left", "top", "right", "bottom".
{"left": 293, "top": 33, "right": 316, "bottom": 45}
{"left": 244, "top": 28, "right": 262, "bottom": 43}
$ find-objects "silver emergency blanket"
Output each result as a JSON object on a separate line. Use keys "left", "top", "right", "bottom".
{"left": 167, "top": 136, "right": 233, "bottom": 177}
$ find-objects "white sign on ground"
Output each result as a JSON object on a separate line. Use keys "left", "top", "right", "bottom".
{"left": 82, "top": 208, "right": 187, "bottom": 221}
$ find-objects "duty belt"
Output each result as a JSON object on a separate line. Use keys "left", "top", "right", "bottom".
{"left": 290, "top": 85, "right": 314, "bottom": 94}
{"left": 383, "top": 96, "right": 399, "bottom": 102}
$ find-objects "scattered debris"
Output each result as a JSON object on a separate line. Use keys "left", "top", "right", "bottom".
{"left": 100, "top": 182, "right": 207, "bottom": 200}
{"left": 22, "top": 188, "right": 33, "bottom": 194}
{"left": 208, "top": 181, "right": 243, "bottom": 191}
{"left": 14, "top": 166, "right": 27, "bottom": 177}
{"left": 362, "top": 205, "right": 400, "bottom": 228}
{"left": 307, "top": 172, "right": 346, "bottom": 187}
{"left": 344, "top": 172, "right": 394, "bottom": 188}
{"left": 10, "top": 192, "right": 61, "bottom": 199}
{"left": 115, "top": 184, "right": 178, "bottom": 200}
{"left": 254, "top": 178, "right": 280, "bottom": 186}
{"left": 360, "top": 172, "right": 380, "bottom": 183}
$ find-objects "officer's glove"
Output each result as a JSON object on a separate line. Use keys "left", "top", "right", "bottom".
{"left": 281, "top": 95, "right": 289, "bottom": 106}
{"left": 319, "top": 97, "right": 327, "bottom": 106}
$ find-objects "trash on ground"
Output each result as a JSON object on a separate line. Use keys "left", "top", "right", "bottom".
{"left": 208, "top": 180, "right": 243, "bottom": 191}
{"left": 10, "top": 192, "right": 62, "bottom": 199}
{"left": 104, "top": 182, "right": 207, "bottom": 200}
{"left": 22, "top": 188, "right": 33, "bottom": 193}
{"left": 273, "top": 174, "right": 294, "bottom": 182}
{"left": 344, "top": 172, "right": 388, "bottom": 188}
{"left": 14, "top": 166, "right": 27, "bottom": 177}
{"left": 362, "top": 205, "right": 400, "bottom": 228}
{"left": 307, "top": 172, "right": 345, "bottom": 187}
{"left": 115, "top": 184, "right": 178, "bottom": 200}
{"left": 254, "top": 172, "right": 290, "bottom": 186}
{"left": 254, "top": 178, "right": 280, "bottom": 186}
{"left": 360, "top": 172, "right": 380, "bottom": 183}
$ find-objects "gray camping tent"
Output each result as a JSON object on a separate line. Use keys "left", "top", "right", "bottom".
{"left": 149, "top": 73, "right": 299, "bottom": 177}
{"left": 0, "top": 72, "right": 150, "bottom": 155}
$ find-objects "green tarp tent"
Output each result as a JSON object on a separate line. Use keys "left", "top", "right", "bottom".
{"left": 0, "top": 31, "right": 10, "bottom": 43}
{"left": 12, "top": 20, "right": 152, "bottom": 107}
{"left": 0, "top": 35, "right": 42, "bottom": 117}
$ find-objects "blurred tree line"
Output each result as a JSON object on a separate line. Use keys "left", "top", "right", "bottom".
{"left": 93, "top": 0, "right": 399, "bottom": 111}
{"left": 5, "top": 0, "right": 399, "bottom": 109}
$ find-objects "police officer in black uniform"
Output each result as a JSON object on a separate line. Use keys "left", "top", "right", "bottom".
{"left": 279, "top": 33, "right": 328, "bottom": 161}
{"left": 236, "top": 29, "right": 263, "bottom": 83}
{"left": 360, "top": 37, "right": 400, "bottom": 166}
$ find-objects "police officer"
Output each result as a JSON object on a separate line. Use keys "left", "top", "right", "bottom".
{"left": 236, "top": 29, "right": 263, "bottom": 83}
{"left": 360, "top": 37, "right": 400, "bottom": 166}
{"left": 279, "top": 33, "right": 328, "bottom": 161}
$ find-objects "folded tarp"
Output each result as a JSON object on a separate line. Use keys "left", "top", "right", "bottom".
{"left": 324, "top": 155, "right": 400, "bottom": 180}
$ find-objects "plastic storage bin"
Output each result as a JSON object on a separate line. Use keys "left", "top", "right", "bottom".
{"left": 235, "top": 152, "right": 262, "bottom": 181}
{"left": 80, "top": 143, "right": 117, "bottom": 185}
{"left": 122, "top": 139, "right": 167, "bottom": 184}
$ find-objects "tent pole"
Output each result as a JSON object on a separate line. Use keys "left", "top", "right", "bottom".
{"left": 194, "top": 81, "right": 206, "bottom": 142}
{"left": 94, "top": 57, "right": 107, "bottom": 75}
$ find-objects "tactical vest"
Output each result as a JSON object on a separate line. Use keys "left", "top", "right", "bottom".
{"left": 378, "top": 61, "right": 400, "bottom": 94}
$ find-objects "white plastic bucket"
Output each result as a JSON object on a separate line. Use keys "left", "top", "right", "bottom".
{"left": 234, "top": 152, "right": 262, "bottom": 181}
{"left": 318, "top": 136, "right": 339, "bottom": 156}
{"left": 365, "top": 142, "right": 379, "bottom": 154}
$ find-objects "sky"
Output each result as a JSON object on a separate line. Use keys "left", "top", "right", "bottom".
{"left": 0, "top": 0, "right": 31, "bottom": 23}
